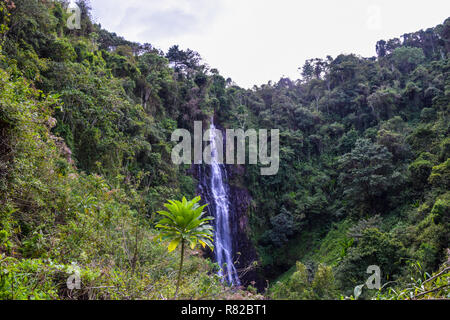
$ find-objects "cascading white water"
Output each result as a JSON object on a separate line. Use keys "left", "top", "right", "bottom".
{"left": 208, "top": 121, "right": 241, "bottom": 286}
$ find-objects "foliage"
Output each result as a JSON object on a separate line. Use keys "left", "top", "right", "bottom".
{"left": 0, "top": 1, "right": 449, "bottom": 300}
{"left": 338, "top": 139, "right": 399, "bottom": 215}
{"left": 155, "top": 196, "right": 214, "bottom": 297}
{"left": 270, "top": 262, "right": 339, "bottom": 300}
{"left": 335, "top": 228, "right": 405, "bottom": 295}
{"left": 155, "top": 196, "right": 214, "bottom": 252}
{"left": 429, "top": 158, "right": 450, "bottom": 189}
{"left": 374, "top": 261, "right": 450, "bottom": 300}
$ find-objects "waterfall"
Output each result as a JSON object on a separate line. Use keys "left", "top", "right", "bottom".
{"left": 207, "top": 121, "right": 241, "bottom": 286}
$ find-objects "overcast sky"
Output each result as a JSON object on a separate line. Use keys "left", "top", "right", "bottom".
{"left": 87, "top": 0, "right": 450, "bottom": 88}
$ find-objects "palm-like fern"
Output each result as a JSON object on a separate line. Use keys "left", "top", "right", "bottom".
{"left": 155, "top": 196, "right": 214, "bottom": 298}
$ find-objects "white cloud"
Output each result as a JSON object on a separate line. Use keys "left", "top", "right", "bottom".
{"left": 91, "top": 0, "right": 221, "bottom": 40}
{"left": 90, "top": 0, "right": 450, "bottom": 88}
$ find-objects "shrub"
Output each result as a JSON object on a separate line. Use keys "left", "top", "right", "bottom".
{"left": 429, "top": 159, "right": 450, "bottom": 189}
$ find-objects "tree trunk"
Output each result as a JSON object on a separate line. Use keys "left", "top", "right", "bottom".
{"left": 174, "top": 239, "right": 185, "bottom": 299}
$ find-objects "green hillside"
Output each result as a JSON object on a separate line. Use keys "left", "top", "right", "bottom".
{"left": 0, "top": 0, "right": 448, "bottom": 300}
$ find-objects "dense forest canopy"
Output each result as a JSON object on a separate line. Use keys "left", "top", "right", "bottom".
{"left": 0, "top": 0, "right": 449, "bottom": 300}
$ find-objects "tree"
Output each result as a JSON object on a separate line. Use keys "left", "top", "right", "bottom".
{"left": 261, "top": 207, "right": 298, "bottom": 247}
{"left": 409, "top": 158, "right": 433, "bottom": 190}
{"left": 166, "top": 45, "right": 203, "bottom": 75}
{"left": 429, "top": 159, "right": 450, "bottom": 190}
{"left": 136, "top": 52, "right": 173, "bottom": 112}
{"left": 338, "top": 139, "right": 398, "bottom": 215}
{"left": 390, "top": 47, "right": 425, "bottom": 73}
{"left": 367, "top": 87, "right": 400, "bottom": 121}
{"left": 310, "top": 264, "right": 338, "bottom": 299}
{"left": 439, "top": 138, "right": 450, "bottom": 162}
{"left": 377, "top": 129, "right": 410, "bottom": 162}
{"left": 271, "top": 262, "right": 338, "bottom": 300}
{"left": 300, "top": 59, "right": 314, "bottom": 82}
{"left": 271, "top": 262, "right": 309, "bottom": 299}
{"left": 376, "top": 40, "right": 387, "bottom": 57}
{"left": 335, "top": 228, "right": 405, "bottom": 295}
{"left": 155, "top": 196, "right": 214, "bottom": 298}
{"left": 328, "top": 54, "right": 360, "bottom": 86}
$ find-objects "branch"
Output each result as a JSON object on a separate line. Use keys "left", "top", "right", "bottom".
{"left": 412, "top": 284, "right": 450, "bottom": 299}
{"left": 422, "top": 266, "right": 450, "bottom": 286}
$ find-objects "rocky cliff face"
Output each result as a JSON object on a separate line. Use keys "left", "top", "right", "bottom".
{"left": 225, "top": 164, "right": 265, "bottom": 291}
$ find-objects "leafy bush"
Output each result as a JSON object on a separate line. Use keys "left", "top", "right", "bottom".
{"left": 335, "top": 228, "right": 405, "bottom": 295}
{"left": 429, "top": 158, "right": 450, "bottom": 189}
{"left": 270, "top": 262, "right": 338, "bottom": 300}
